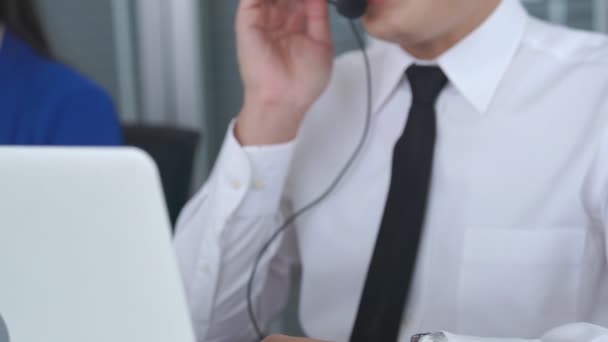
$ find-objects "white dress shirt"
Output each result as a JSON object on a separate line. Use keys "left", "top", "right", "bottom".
{"left": 174, "top": 1, "right": 608, "bottom": 341}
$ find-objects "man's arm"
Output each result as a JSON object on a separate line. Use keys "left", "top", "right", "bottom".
{"left": 174, "top": 0, "right": 338, "bottom": 340}
{"left": 174, "top": 122, "right": 299, "bottom": 341}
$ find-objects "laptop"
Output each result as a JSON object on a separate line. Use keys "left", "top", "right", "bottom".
{"left": 0, "top": 147, "right": 195, "bottom": 342}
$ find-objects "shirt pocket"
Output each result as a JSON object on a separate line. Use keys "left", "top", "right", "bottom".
{"left": 457, "top": 227, "right": 587, "bottom": 338}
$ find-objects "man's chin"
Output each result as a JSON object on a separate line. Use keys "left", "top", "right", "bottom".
{"left": 362, "top": 19, "right": 402, "bottom": 44}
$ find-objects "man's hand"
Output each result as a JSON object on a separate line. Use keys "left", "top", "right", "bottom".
{"left": 235, "top": 0, "right": 334, "bottom": 145}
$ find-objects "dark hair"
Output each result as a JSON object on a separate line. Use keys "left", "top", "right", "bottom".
{"left": 0, "top": 0, "right": 52, "bottom": 57}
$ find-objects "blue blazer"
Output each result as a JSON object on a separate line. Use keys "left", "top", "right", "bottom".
{"left": 0, "top": 30, "right": 122, "bottom": 145}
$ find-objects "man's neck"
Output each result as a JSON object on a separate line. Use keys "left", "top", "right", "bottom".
{"left": 402, "top": 1, "right": 501, "bottom": 60}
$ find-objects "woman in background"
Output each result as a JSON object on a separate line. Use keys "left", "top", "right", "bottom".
{"left": 0, "top": 0, "right": 122, "bottom": 145}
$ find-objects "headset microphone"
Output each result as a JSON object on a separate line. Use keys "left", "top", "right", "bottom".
{"left": 335, "top": 0, "right": 368, "bottom": 19}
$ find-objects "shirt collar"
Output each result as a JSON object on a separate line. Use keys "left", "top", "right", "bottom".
{"left": 438, "top": 0, "right": 528, "bottom": 114}
{"left": 369, "top": 0, "right": 529, "bottom": 115}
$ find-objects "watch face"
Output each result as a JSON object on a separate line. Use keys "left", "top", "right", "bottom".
{"left": 412, "top": 332, "right": 447, "bottom": 342}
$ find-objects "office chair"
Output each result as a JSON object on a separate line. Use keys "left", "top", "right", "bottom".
{"left": 122, "top": 124, "right": 201, "bottom": 229}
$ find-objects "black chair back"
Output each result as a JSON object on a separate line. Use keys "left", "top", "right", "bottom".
{"left": 122, "top": 125, "right": 201, "bottom": 229}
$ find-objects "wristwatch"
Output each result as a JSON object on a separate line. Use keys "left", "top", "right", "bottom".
{"left": 411, "top": 332, "right": 448, "bottom": 342}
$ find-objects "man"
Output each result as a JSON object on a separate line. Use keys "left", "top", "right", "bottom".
{"left": 175, "top": 0, "right": 608, "bottom": 341}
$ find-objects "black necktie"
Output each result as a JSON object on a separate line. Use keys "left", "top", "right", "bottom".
{"left": 350, "top": 65, "right": 448, "bottom": 342}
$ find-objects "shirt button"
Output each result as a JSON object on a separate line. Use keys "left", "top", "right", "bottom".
{"left": 200, "top": 261, "right": 212, "bottom": 275}
{"left": 229, "top": 178, "right": 242, "bottom": 190}
{"left": 252, "top": 179, "right": 265, "bottom": 191}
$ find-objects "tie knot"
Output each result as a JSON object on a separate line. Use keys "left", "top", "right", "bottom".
{"left": 406, "top": 65, "right": 448, "bottom": 104}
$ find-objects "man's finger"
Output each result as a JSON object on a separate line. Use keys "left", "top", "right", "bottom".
{"left": 238, "top": 0, "right": 265, "bottom": 11}
{"left": 305, "top": 0, "right": 332, "bottom": 45}
{"left": 285, "top": 2, "right": 307, "bottom": 33}
{"left": 237, "top": 0, "right": 269, "bottom": 29}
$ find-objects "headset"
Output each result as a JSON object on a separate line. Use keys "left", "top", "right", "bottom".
{"left": 336, "top": 0, "right": 368, "bottom": 19}
{"left": 247, "top": 0, "right": 371, "bottom": 340}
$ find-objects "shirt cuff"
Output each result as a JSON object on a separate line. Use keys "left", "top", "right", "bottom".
{"left": 214, "top": 120, "right": 296, "bottom": 218}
